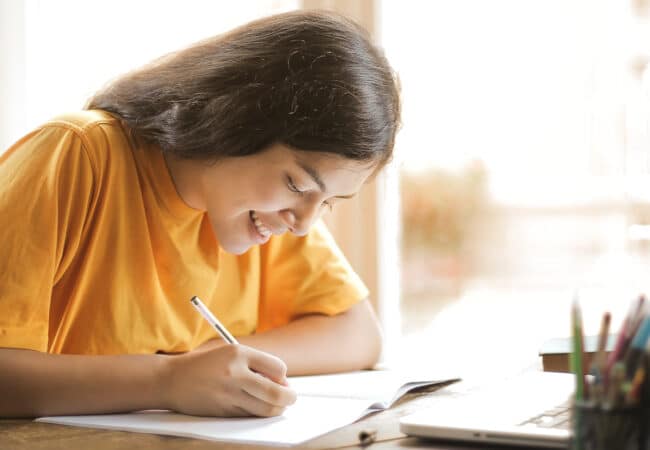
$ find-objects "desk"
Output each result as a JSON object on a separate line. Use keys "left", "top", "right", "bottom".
{"left": 0, "top": 418, "right": 535, "bottom": 450}
{"left": 0, "top": 372, "right": 550, "bottom": 450}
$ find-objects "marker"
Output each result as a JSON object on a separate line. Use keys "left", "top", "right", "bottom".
{"left": 190, "top": 296, "right": 238, "bottom": 344}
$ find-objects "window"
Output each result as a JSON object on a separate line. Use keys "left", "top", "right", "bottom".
{"left": 381, "top": 0, "right": 650, "bottom": 378}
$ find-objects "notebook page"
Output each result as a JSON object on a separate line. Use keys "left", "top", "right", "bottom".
{"left": 36, "top": 395, "right": 372, "bottom": 446}
{"left": 289, "top": 370, "right": 458, "bottom": 409}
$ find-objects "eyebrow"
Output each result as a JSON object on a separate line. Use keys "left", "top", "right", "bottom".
{"left": 295, "top": 161, "right": 356, "bottom": 200}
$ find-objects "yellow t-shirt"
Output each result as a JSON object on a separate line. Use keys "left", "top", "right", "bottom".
{"left": 0, "top": 110, "right": 368, "bottom": 355}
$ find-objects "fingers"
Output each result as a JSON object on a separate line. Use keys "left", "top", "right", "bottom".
{"left": 240, "top": 371, "right": 297, "bottom": 408}
{"left": 233, "top": 346, "right": 296, "bottom": 417}
{"left": 165, "top": 344, "right": 296, "bottom": 418}
{"left": 235, "top": 388, "right": 291, "bottom": 417}
{"left": 245, "top": 347, "right": 289, "bottom": 385}
{"left": 228, "top": 405, "right": 251, "bottom": 417}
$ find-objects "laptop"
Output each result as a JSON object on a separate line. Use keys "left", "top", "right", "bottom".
{"left": 399, "top": 371, "right": 574, "bottom": 448}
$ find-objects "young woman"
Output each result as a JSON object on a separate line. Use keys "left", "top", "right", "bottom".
{"left": 0, "top": 10, "right": 400, "bottom": 418}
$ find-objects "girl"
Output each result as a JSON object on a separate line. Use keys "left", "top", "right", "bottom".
{"left": 0, "top": 10, "right": 400, "bottom": 418}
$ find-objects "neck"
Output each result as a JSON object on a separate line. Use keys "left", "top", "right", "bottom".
{"left": 162, "top": 153, "right": 206, "bottom": 211}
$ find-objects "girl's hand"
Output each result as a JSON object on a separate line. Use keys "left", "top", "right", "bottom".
{"left": 160, "top": 344, "right": 296, "bottom": 417}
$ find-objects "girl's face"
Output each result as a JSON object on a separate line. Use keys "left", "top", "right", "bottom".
{"left": 169, "top": 144, "right": 376, "bottom": 255}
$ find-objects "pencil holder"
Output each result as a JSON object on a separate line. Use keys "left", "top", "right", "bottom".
{"left": 570, "top": 401, "right": 649, "bottom": 450}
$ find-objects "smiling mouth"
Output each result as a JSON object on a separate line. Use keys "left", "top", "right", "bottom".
{"left": 250, "top": 211, "right": 271, "bottom": 239}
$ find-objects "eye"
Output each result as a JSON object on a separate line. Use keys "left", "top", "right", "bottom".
{"left": 287, "top": 174, "right": 334, "bottom": 211}
{"left": 287, "top": 176, "right": 304, "bottom": 196}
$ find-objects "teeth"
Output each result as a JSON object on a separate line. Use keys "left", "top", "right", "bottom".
{"left": 251, "top": 211, "right": 271, "bottom": 237}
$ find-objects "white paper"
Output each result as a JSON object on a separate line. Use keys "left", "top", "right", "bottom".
{"left": 36, "top": 370, "right": 458, "bottom": 446}
{"left": 37, "top": 396, "right": 372, "bottom": 446}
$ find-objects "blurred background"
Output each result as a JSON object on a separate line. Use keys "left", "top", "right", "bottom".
{"left": 2, "top": 0, "right": 650, "bottom": 380}
{"left": 385, "top": 0, "right": 650, "bottom": 379}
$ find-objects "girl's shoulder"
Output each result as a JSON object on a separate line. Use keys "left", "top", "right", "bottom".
{"left": 43, "top": 110, "right": 127, "bottom": 147}
{"left": 47, "top": 109, "right": 119, "bottom": 129}
{"left": 35, "top": 110, "right": 139, "bottom": 174}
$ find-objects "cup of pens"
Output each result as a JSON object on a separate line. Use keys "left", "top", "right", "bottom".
{"left": 570, "top": 296, "right": 650, "bottom": 450}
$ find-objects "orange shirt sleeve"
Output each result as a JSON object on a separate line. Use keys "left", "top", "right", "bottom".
{"left": 257, "top": 220, "right": 369, "bottom": 332}
{"left": 0, "top": 124, "right": 96, "bottom": 351}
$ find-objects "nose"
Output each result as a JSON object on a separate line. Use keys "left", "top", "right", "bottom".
{"left": 278, "top": 202, "right": 321, "bottom": 237}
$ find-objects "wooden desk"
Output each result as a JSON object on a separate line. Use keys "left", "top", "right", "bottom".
{"left": 0, "top": 417, "right": 531, "bottom": 450}
{"left": 0, "top": 386, "right": 533, "bottom": 450}
{"left": 0, "top": 374, "right": 547, "bottom": 450}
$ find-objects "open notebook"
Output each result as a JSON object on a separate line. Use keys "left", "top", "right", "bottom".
{"left": 37, "top": 370, "right": 459, "bottom": 446}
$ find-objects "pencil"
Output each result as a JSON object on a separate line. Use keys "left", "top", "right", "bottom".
{"left": 571, "top": 301, "right": 585, "bottom": 401}
{"left": 570, "top": 300, "right": 585, "bottom": 450}
{"left": 591, "top": 311, "right": 611, "bottom": 377}
{"left": 605, "top": 297, "right": 643, "bottom": 375}
{"left": 626, "top": 365, "right": 645, "bottom": 405}
{"left": 190, "top": 295, "right": 239, "bottom": 344}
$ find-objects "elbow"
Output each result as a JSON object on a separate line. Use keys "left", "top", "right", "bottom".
{"left": 363, "top": 317, "right": 383, "bottom": 369}
{"left": 349, "top": 298, "right": 383, "bottom": 370}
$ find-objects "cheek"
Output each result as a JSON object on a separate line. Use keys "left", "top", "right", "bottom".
{"left": 249, "top": 186, "right": 294, "bottom": 211}
{"left": 208, "top": 180, "right": 294, "bottom": 216}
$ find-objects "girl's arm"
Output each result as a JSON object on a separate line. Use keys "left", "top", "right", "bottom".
{"left": 198, "top": 299, "right": 383, "bottom": 375}
{"left": 0, "top": 345, "right": 295, "bottom": 418}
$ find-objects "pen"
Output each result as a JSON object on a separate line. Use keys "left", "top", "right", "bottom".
{"left": 190, "top": 295, "right": 239, "bottom": 344}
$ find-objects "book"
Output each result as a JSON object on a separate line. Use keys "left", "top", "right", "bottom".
{"left": 539, "top": 334, "right": 617, "bottom": 373}
{"left": 36, "top": 370, "right": 459, "bottom": 447}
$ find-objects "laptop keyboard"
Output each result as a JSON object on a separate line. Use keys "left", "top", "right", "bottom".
{"left": 519, "top": 400, "right": 571, "bottom": 430}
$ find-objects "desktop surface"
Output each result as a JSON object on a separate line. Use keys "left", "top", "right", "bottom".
{"left": 0, "top": 367, "right": 562, "bottom": 450}
{"left": 0, "top": 417, "right": 556, "bottom": 450}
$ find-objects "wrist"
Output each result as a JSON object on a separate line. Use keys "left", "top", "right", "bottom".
{"left": 195, "top": 338, "right": 227, "bottom": 352}
{"left": 154, "top": 353, "right": 178, "bottom": 411}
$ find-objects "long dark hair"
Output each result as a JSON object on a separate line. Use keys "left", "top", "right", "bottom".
{"left": 86, "top": 10, "right": 400, "bottom": 167}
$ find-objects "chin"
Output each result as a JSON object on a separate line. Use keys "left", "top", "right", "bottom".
{"left": 220, "top": 241, "right": 252, "bottom": 255}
